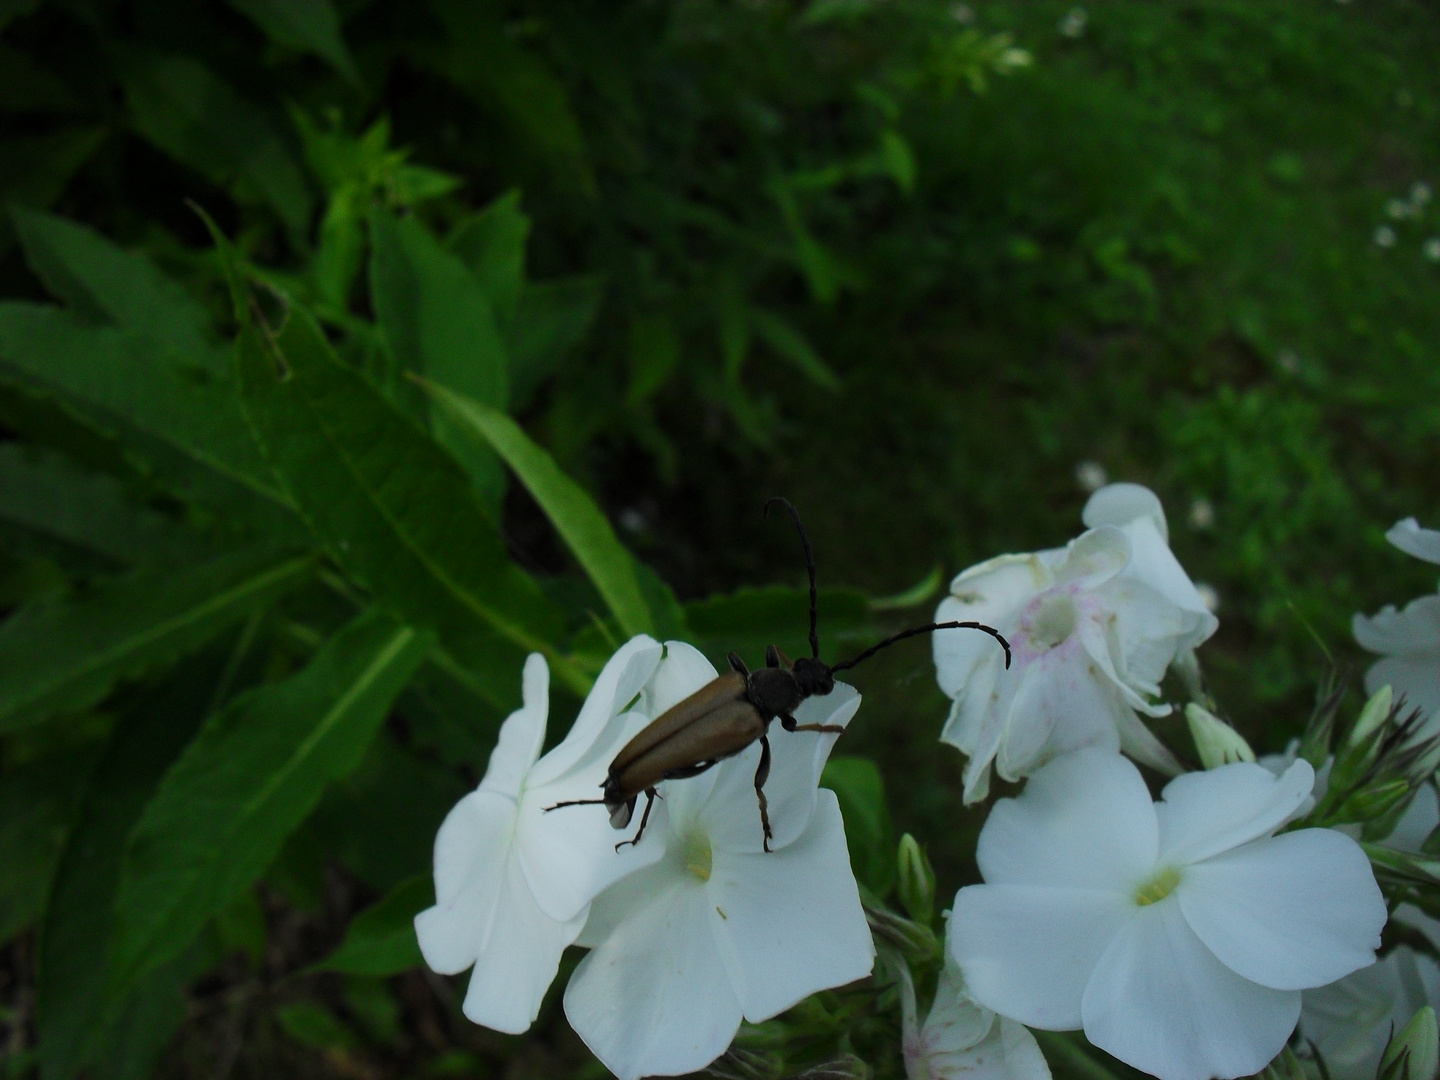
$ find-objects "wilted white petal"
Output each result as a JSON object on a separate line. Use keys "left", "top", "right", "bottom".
{"left": 950, "top": 884, "right": 1133, "bottom": 1030}
{"left": 1387, "top": 518, "right": 1440, "bottom": 564}
{"left": 1353, "top": 596, "right": 1440, "bottom": 658}
{"left": 994, "top": 649, "right": 1125, "bottom": 779}
{"left": 709, "top": 793, "right": 873, "bottom": 1020}
{"left": 701, "top": 685, "right": 860, "bottom": 854}
{"left": 460, "top": 848, "right": 587, "bottom": 1034}
{"left": 941, "top": 554, "right": 1052, "bottom": 641}
{"left": 414, "top": 790, "right": 514, "bottom": 974}
{"left": 564, "top": 877, "right": 743, "bottom": 1080}
{"left": 1081, "top": 897, "right": 1301, "bottom": 1080}
{"left": 977, "top": 749, "right": 1156, "bottom": 891}
{"left": 479, "top": 653, "right": 549, "bottom": 798}
{"left": 1050, "top": 527, "right": 1130, "bottom": 590}
{"left": 1155, "top": 759, "right": 1314, "bottom": 866}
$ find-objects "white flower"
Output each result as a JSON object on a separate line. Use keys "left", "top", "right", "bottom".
{"left": 1300, "top": 947, "right": 1440, "bottom": 1080}
{"left": 1376, "top": 225, "right": 1398, "bottom": 247}
{"left": 950, "top": 749, "right": 1387, "bottom": 1080}
{"left": 1354, "top": 518, "right": 1440, "bottom": 729}
{"left": 902, "top": 929, "right": 1051, "bottom": 1080}
{"left": 414, "top": 636, "right": 683, "bottom": 1033}
{"left": 563, "top": 644, "right": 874, "bottom": 1080}
{"left": 935, "top": 484, "right": 1215, "bottom": 803}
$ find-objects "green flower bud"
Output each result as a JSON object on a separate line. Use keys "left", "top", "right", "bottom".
{"left": 896, "top": 833, "right": 936, "bottom": 925}
{"left": 1350, "top": 685, "right": 1394, "bottom": 749}
{"left": 1185, "top": 703, "right": 1256, "bottom": 769}
{"left": 1380, "top": 1005, "right": 1438, "bottom": 1080}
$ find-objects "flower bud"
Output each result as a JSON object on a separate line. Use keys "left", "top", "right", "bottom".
{"left": 1185, "top": 704, "right": 1256, "bottom": 769}
{"left": 1380, "top": 1005, "right": 1439, "bottom": 1080}
{"left": 1350, "top": 684, "right": 1394, "bottom": 749}
{"left": 897, "top": 834, "right": 937, "bottom": 925}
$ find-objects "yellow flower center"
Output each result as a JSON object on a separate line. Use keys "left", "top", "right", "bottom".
{"left": 683, "top": 831, "right": 713, "bottom": 881}
{"left": 1135, "top": 866, "right": 1181, "bottom": 906}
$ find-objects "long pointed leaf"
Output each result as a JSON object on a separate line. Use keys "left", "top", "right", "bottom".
{"left": 0, "top": 548, "right": 313, "bottom": 732}
{"left": 110, "top": 608, "right": 431, "bottom": 992}
{"left": 420, "top": 379, "right": 654, "bottom": 638}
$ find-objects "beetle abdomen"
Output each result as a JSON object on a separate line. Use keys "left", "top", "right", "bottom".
{"left": 612, "top": 698, "right": 766, "bottom": 795}
{"left": 609, "top": 671, "right": 748, "bottom": 773}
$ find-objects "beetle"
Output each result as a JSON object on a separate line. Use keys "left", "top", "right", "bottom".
{"left": 546, "top": 498, "right": 1011, "bottom": 852}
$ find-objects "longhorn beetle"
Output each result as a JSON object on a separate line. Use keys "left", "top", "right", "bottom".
{"left": 546, "top": 498, "right": 1011, "bottom": 852}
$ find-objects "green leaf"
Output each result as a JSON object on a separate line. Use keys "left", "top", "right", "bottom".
{"left": 368, "top": 207, "right": 508, "bottom": 505}
{"left": 424, "top": 0, "right": 593, "bottom": 194}
{"left": 421, "top": 379, "right": 654, "bottom": 638}
{"left": 449, "top": 189, "right": 530, "bottom": 324}
{"left": 11, "top": 208, "right": 223, "bottom": 369}
{"left": 111, "top": 608, "right": 432, "bottom": 991}
{"left": 749, "top": 308, "right": 839, "bottom": 390}
{"left": 0, "top": 45, "right": 80, "bottom": 113}
{"left": 114, "top": 49, "right": 312, "bottom": 237}
{"left": 311, "top": 875, "right": 430, "bottom": 976}
{"left": 0, "top": 444, "right": 209, "bottom": 566}
{"left": 821, "top": 755, "right": 895, "bottom": 896}
{"left": 219, "top": 245, "right": 577, "bottom": 690}
{"left": 0, "top": 548, "right": 312, "bottom": 732}
{"left": 507, "top": 275, "right": 604, "bottom": 410}
{"left": 685, "top": 585, "right": 873, "bottom": 670}
{"left": 225, "top": 0, "right": 359, "bottom": 84}
{"left": 0, "top": 302, "right": 282, "bottom": 503}
{"left": 0, "top": 746, "right": 97, "bottom": 946}
{"left": 36, "top": 652, "right": 222, "bottom": 1080}
{"left": 0, "top": 126, "right": 107, "bottom": 212}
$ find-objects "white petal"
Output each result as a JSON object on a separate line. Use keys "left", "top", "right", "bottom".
{"left": 646, "top": 640, "right": 721, "bottom": 717}
{"left": 1300, "top": 947, "right": 1440, "bottom": 1080}
{"left": 994, "top": 648, "right": 1125, "bottom": 781}
{"left": 702, "top": 686, "right": 860, "bottom": 854}
{"left": 977, "top": 749, "right": 1156, "bottom": 891}
{"left": 564, "top": 876, "right": 742, "bottom": 1080}
{"left": 1050, "top": 527, "right": 1130, "bottom": 591}
{"left": 1385, "top": 782, "right": 1438, "bottom": 853}
{"left": 460, "top": 848, "right": 586, "bottom": 1034}
{"left": 924, "top": 956, "right": 996, "bottom": 1055}
{"left": 1116, "top": 517, "right": 1218, "bottom": 638}
{"left": 949, "top": 884, "right": 1133, "bottom": 1030}
{"left": 1176, "top": 829, "right": 1385, "bottom": 991}
{"left": 527, "top": 635, "right": 662, "bottom": 788}
{"left": 1072, "top": 606, "right": 1171, "bottom": 718}
{"left": 1387, "top": 518, "right": 1440, "bottom": 565}
{"left": 1114, "top": 708, "right": 1186, "bottom": 777}
{"left": 924, "top": 1012, "right": 1052, "bottom": 1080}
{"left": 707, "top": 792, "right": 874, "bottom": 1021}
{"left": 1156, "top": 759, "right": 1314, "bottom": 866}
{"left": 1102, "top": 577, "right": 1208, "bottom": 693}
{"left": 478, "top": 653, "right": 549, "bottom": 798}
{"left": 414, "top": 790, "right": 514, "bottom": 974}
{"left": 942, "top": 554, "right": 1051, "bottom": 638}
{"left": 1081, "top": 897, "right": 1301, "bottom": 1080}
{"left": 1353, "top": 595, "right": 1440, "bottom": 659}
{"left": 1364, "top": 656, "right": 1440, "bottom": 730}
{"left": 1083, "top": 483, "right": 1168, "bottom": 541}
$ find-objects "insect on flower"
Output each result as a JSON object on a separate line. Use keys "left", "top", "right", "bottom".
{"left": 547, "top": 499, "right": 1012, "bottom": 851}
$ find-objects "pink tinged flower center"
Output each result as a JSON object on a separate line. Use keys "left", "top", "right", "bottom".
{"left": 683, "top": 830, "right": 713, "bottom": 881}
{"left": 1026, "top": 592, "right": 1078, "bottom": 651}
{"left": 1134, "top": 866, "right": 1181, "bottom": 906}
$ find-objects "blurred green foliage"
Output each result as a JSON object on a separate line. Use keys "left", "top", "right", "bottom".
{"left": 0, "top": 0, "right": 1437, "bottom": 1077}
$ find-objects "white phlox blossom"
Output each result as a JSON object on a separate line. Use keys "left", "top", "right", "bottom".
{"left": 934, "top": 483, "right": 1216, "bottom": 803}
{"left": 950, "top": 749, "right": 1387, "bottom": 1080}
{"left": 1354, "top": 518, "right": 1440, "bottom": 730}
{"left": 1299, "top": 947, "right": 1440, "bottom": 1080}
{"left": 414, "top": 636, "right": 682, "bottom": 1033}
{"left": 901, "top": 927, "right": 1050, "bottom": 1080}
{"left": 563, "top": 642, "right": 874, "bottom": 1080}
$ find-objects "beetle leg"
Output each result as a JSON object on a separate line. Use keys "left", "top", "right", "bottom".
{"left": 778, "top": 712, "right": 845, "bottom": 734}
{"left": 615, "top": 789, "right": 658, "bottom": 851}
{"left": 728, "top": 652, "right": 750, "bottom": 677}
{"left": 755, "top": 734, "right": 774, "bottom": 853}
{"left": 542, "top": 797, "right": 608, "bottom": 812}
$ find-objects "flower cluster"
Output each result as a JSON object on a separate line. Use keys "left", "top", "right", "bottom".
{"left": 1354, "top": 517, "right": 1440, "bottom": 731}
{"left": 415, "top": 636, "right": 873, "bottom": 1079}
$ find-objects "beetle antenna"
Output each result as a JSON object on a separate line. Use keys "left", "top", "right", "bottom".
{"left": 830, "top": 620, "right": 1012, "bottom": 673}
{"left": 764, "top": 497, "right": 820, "bottom": 659}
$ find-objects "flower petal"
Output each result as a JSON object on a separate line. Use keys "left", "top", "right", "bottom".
{"left": 460, "top": 848, "right": 586, "bottom": 1034}
{"left": 942, "top": 554, "right": 1051, "bottom": 639}
{"left": 1353, "top": 595, "right": 1440, "bottom": 659}
{"left": 977, "top": 749, "right": 1156, "bottom": 891}
{"left": 414, "top": 789, "right": 513, "bottom": 974}
{"left": 564, "top": 877, "right": 742, "bottom": 1080}
{"left": 702, "top": 686, "right": 860, "bottom": 854}
{"left": 994, "top": 649, "right": 1125, "bottom": 781}
{"left": 478, "top": 653, "right": 549, "bottom": 799}
{"left": 1155, "top": 759, "right": 1314, "bottom": 866}
{"left": 949, "top": 883, "right": 1133, "bottom": 1030}
{"left": 1387, "top": 517, "right": 1440, "bottom": 565}
{"left": 1363, "top": 655, "right": 1440, "bottom": 730}
{"left": 1081, "top": 897, "right": 1301, "bottom": 1080}
{"left": 646, "top": 640, "right": 721, "bottom": 717}
{"left": 1050, "top": 527, "right": 1130, "bottom": 591}
{"left": 527, "top": 635, "right": 662, "bottom": 788}
{"left": 707, "top": 792, "right": 873, "bottom": 1021}
{"left": 1083, "top": 483, "right": 1169, "bottom": 542}
{"left": 1176, "top": 828, "right": 1385, "bottom": 991}
{"left": 924, "top": 1012, "right": 1052, "bottom": 1080}
{"left": 1385, "top": 782, "right": 1438, "bottom": 854}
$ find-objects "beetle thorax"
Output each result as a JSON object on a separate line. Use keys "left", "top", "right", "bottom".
{"left": 747, "top": 667, "right": 806, "bottom": 717}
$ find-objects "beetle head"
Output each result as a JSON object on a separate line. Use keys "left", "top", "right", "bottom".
{"left": 792, "top": 657, "right": 835, "bottom": 697}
